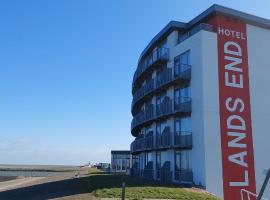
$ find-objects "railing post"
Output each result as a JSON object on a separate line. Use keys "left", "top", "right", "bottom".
{"left": 122, "top": 182, "right": 126, "bottom": 200}
{"left": 257, "top": 168, "right": 270, "bottom": 200}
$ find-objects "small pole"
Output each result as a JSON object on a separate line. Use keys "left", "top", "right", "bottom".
{"left": 257, "top": 168, "right": 270, "bottom": 200}
{"left": 122, "top": 182, "right": 126, "bottom": 200}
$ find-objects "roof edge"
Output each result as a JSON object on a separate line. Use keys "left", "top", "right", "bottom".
{"left": 137, "top": 4, "right": 270, "bottom": 66}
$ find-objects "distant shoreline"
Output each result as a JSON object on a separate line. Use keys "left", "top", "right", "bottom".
{"left": 0, "top": 164, "right": 83, "bottom": 172}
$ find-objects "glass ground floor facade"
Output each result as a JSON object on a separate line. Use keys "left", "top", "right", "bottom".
{"left": 131, "top": 149, "right": 193, "bottom": 184}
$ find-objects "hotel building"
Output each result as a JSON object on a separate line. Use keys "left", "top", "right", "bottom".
{"left": 130, "top": 4, "right": 270, "bottom": 200}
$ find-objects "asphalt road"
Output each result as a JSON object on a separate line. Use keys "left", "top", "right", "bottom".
{"left": 0, "top": 172, "right": 96, "bottom": 200}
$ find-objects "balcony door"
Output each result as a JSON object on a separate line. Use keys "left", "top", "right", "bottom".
{"left": 181, "top": 151, "right": 191, "bottom": 170}
{"left": 156, "top": 121, "right": 166, "bottom": 146}
{"left": 174, "top": 51, "right": 190, "bottom": 77}
{"left": 156, "top": 93, "right": 166, "bottom": 115}
{"left": 175, "top": 117, "right": 191, "bottom": 135}
{"left": 174, "top": 86, "right": 190, "bottom": 103}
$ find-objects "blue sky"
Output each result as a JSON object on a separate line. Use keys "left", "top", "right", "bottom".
{"left": 0, "top": 0, "right": 269, "bottom": 165}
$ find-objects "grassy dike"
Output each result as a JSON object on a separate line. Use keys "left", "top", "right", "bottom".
{"left": 88, "top": 170, "right": 219, "bottom": 200}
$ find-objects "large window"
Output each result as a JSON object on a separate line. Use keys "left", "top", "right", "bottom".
{"left": 174, "top": 85, "right": 191, "bottom": 106}
{"left": 156, "top": 121, "right": 166, "bottom": 137}
{"left": 175, "top": 117, "right": 191, "bottom": 136}
{"left": 174, "top": 51, "right": 190, "bottom": 77}
{"left": 174, "top": 151, "right": 191, "bottom": 180}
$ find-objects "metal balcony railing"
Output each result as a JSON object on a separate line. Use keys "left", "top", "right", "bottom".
{"left": 132, "top": 96, "right": 192, "bottom": 132}
{"left": 132, "top": 78, "right": 155, "bottom": 105}
{"left": 145, "top": 104, "right": 154, "bottom": 121}
{"left": 145, "top": 132, "right": 154, "bottom": 150}
{"left": 174, "top": 97, "right": 192, "bottom": 113}
{"left": 174, "top": 132, "right": 192, "bottom": 148}
{"left": 156, "top": 127, "right": 171, "bottom": 149}
{"left": 132, "top": 66, "right": 191, "bottom": 112}
{"left": 131, "top": 131, "right": 154, "bottom": 153}
{"left": 174, "top": 64, "right": 191, "bottom": 80}
{"left": 156, "top": 97, "right": 173, "bottom": 117}
{"left": 131, "top": 137, "right": 145, "bottom": 153}
{"left": 133, "top": 47, "right": 169, "bottom": 85}
{"left": 156, "top": 68, "right": 173, "bottom": 88}
{"left": 175, "top": 169, "right": 193, "bottom": 183}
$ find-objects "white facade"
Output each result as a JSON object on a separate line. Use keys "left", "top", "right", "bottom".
{"left": 130, "top": 5, "right": 270, "bottom": 200}
{"left": 247, "top": 24, "right": 270, "bottom": 198}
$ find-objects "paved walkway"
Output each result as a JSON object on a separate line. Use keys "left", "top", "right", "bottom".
{"left": 0, "top": 170, "right": 97, "bottom": 200}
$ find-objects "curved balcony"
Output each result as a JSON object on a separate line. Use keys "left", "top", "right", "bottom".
{"left": 156, "top": 127, "right": 171, "bottom": 149}
{"left": 131, "top": 129, "right": 192, "bottom": 154}
{"left": 132, "top": 65, "right": 191, "bottom": 116}
{"left": 131, "top": 96, "right": 191, "bottom": 136}
{"left": 131, "top": 132, "right": 153, "bottom": 154}
{"left": 132, "top": 47, "right": 169, "bottom": 94}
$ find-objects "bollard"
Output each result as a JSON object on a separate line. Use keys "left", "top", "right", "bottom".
{"left": 122, "top": 182, "right": 126, "bottom": 200}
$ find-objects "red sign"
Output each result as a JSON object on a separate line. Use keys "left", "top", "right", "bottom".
{"left": 211, "top": 15, "right": 256, "bottom": 200}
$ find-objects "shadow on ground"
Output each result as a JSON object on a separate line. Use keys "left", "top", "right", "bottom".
{"left": 89, "top": 171, "right": 179, "bottom": 192}
{"left": 0, "top": 176, "right": 91, "bottom": 200}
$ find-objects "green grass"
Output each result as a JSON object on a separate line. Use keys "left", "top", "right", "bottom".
{"left": 88, "top": 170, "right": 219, "bottom": 200}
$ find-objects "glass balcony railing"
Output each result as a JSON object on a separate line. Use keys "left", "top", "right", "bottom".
{"left": 156, "top": 68, "right": 173, "bottom": 88}
{"left": 156, "top": 97, "right": 173, "bottom": 117}
{"left": 174, "top": 97, "right": 192, "bottom": 113}
{"left": 131, "top": 97, "right": 192, "bottom": 132}
{"left": 132, "top": 66, "right": 190, "bottom": 111}
{"left": 174, "top": 64, "right": 191, "bottom": 80}
{"left": 133, "top": 47, "right": 169, "bottom": 85}
{"left": 175, "top": 169, "right": 193, "bottom": 183}
{"left": 156, "top": 127, "right": 171, "bottom": 149}
{"left": 131, "top": 131, "right": 192, "bottom": 153}
{"left": 174, "top": 132, "right": 192, "bottom": 148}
{"left": 130, "top": 137, "right": 145, "bottom": 153}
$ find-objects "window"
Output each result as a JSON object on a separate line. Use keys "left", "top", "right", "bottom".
{"left": 156, "top": 92, "right": 166, "bottom": 115}
{"left": 181, "top": 151, "right": 191, "bottom": 170}
{"left": 175, "top": 150, "right": 191, "bottom": 175}
{"left": 174, "top": 85, "right": 191, "bottom": 107}
{"left": 174, "top": 51, "right": 190, "bottom": 77}
{"left": 174, "top": 117, "right": 191, "bottom": 136}
{"left": 156, "top": 121, "right": 167, "bottom": 146}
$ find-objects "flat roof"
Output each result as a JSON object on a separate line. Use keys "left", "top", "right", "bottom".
{"left": 138, "top": 4, "right": 270, "bottom": 64}
{"left": 111, "top": 150, "right": 130, "bottom": 154}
